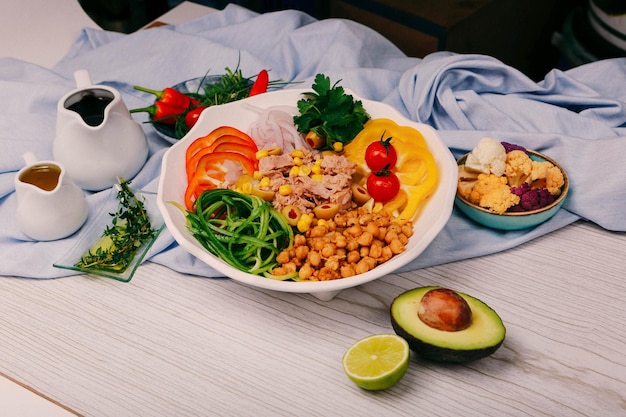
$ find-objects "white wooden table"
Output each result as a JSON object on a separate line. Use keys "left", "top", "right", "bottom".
{"left": 1, "top": 2, "right": 625, "bottom": 416}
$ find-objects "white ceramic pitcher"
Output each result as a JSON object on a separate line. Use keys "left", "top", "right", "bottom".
{"left": 53, "top": 69, "right": 148, "bottom": 191}
{"left": 15, "top": 152, "right": 88, "bottom": 241}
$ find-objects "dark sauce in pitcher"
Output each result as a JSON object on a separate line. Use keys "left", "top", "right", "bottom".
{"left": 67, "top": 92, "right": 114, "bottom": 127}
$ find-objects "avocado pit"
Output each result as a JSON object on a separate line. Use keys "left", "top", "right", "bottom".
{"left": 418, "top": 288, "right": 472, "bottom": 332}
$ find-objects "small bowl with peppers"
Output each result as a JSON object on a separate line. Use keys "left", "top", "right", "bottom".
{"left": 455, "top": 141, "right": 569, "bottom": 230}
{"left": 131, "top": 69, "right": 269, "bottom": 144}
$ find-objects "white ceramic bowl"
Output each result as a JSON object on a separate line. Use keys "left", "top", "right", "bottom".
{"left": 157, "top": 89, "right": 458, "bottom": 300}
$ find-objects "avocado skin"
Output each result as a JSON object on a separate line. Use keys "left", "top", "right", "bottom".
{"left": 390, "top": 286, "right": 506, "bottom": 363}
{"left": 391, "top": 320, "right": 504, "bottom": 363}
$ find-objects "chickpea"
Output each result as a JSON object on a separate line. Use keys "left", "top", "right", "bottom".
{"left": 369, "top": 244, "right": 382, "bottom": 259}
{"left": 308, "top": 251, "right": 322, "bottom": 267}
{"left": 347, "top": 250, "right": 360, "bottom": 264}
{"left": 276, "top": 250, "right": 290, "bottom": 264}
{"left": 333, "top": 233, "right": 347, "bottom": 248}
{"left": 358, "top": 213, "right": 373, "bottom": 225}
{"left": 321, "top": 243, "right": 335, "bottom": 258}
{"left": 325, "top": 256, "right": 340, "bottom": 271}
{"left": 340, "top": 264, "right": 356, "bottom": 278}
{"left": 365, "top": 221, "right": 379, "bottom": 237}
{"left": 318, "top": 267, "right": 338, "bottom": 281}
{"left": 309, "top": 225, "right": 327, "bottom": 238}
{"left": 312, "top": 238, "right": 326, "bottom": 251}
{"left": 284, "top": 262, "right": 297, "bottom": 273}
{"left": 385, "top": 231, "right": 399, "bottom": 244}
{"left": 299, "top": 263, "right": 314, "bottom": 280}
{"left": 294, "top": 234, "right": 306, "bottom": 246}
{"left": 389, "top": 238, "right": 405, "bottom": 254}
{"left": 295, "top": 245, "right": 309, "bottom": 260}
{"left": 355, "top": 259, "right": 371, "bottom": 275}
{"left": 345, "top": 224, "right": 362, "bottom": 238}
{"left": 357, "top": 231, "right": 373, "bottom": 247}
{"left": 346, "top": 239, "right": 359, "bottom": 252}
{"left": 380, "top": 246, "right": 393, "bottom": 262}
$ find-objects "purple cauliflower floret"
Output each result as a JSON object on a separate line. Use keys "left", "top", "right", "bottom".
{"left": 501, "top": 141, "right": 527, "bottom": 154}
{"left": 509, "top": 183, "right": 555, "bottom": 212}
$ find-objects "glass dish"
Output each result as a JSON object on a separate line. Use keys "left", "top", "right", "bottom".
{"left": 53, "top": 187, "right": 164, "bottom": 282}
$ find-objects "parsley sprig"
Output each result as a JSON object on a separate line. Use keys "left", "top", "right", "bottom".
{"left": 293, "top": 73, "right": 370, "bottom": 150}
{"left": 76, "top": 179, "right": 157, "bottom": 273}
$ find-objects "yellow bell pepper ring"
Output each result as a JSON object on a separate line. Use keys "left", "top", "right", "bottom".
{"left": 344, "top": 118, "right": 439, "bottom": 224}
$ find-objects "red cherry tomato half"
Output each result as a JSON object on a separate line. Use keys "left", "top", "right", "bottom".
{"left": 366, "top": 171, "right": 400, "bottom": 203}
{"left": 364, "top": 134, "right": 397, "bottom": 172}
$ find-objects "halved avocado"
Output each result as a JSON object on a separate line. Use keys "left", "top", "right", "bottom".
{"left": 390, "top": 286, "right": 505, "bottom": 363}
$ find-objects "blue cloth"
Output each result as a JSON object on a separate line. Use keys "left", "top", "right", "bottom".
{"left": 1, "top": 4, "right": 625, "bottom": 279}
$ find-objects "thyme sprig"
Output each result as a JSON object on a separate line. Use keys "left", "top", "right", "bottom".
{"left": 76, "top": 179, "right": 157, "bottom": 273}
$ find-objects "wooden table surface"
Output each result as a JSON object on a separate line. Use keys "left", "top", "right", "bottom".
{"left": 1, "top": 220, "right": 624, "bottom": 416}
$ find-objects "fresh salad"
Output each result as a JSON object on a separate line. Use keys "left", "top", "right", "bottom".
{"left": 178, "top": 74, "right": 439, "bottom": 282}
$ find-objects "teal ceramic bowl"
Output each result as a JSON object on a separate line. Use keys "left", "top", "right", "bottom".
{"left": 455, "top": 150, "right": 569, "bottom": 230}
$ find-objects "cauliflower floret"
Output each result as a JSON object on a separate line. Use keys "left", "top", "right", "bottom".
{"left": 469, "top": 173, "right": 520, "bottom": 214}
{"left": 464, "top": 137, "right": 507, "bottom": 176}
{"left": 510, "top": 183, "right": 555, "bottom": 211}
{"left": 504, "top": 150, "right": 532, "bottom": 187}
{"left": 529, "top": 161, "right": 565, "bottom": 195}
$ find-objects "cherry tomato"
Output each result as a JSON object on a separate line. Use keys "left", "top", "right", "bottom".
{"left": 184, "top": 106, "right": 206, "bottom": 129}
{"left": 365, "top": 134, "right": 397, "bottom": 172}
{"left": 367, "top": 171, "right": 400, "bottom": 203}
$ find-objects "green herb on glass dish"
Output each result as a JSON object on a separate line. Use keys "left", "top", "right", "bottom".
{"left": 75, "top": 179, "right": 157, "bottom": 273}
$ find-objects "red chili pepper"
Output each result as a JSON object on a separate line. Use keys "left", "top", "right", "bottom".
{"left": 184, "top": 106, "right": 206, "bottom": 129}
{"left": 133, "top": 85, "right": 198, "bottom": 110}
{"left": 129, "top": 101, "right": 183, "bottom": 125}
{"left": 248, "top": 69, "right": 269, "bottom": 97}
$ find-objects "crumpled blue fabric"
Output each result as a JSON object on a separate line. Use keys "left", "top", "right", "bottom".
{"left": 0, "top": 4, "right": 624, "bottom": 279}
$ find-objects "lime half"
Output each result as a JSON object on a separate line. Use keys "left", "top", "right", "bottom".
{"left": 342, "top": 334, "right": 410, "bottom": 391}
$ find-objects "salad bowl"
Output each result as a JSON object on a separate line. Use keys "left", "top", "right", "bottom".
{"left": 157, "top": 88, "right": 458, "bottom": 301}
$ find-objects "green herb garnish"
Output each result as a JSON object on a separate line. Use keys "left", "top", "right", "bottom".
{"left": 184, "top": 189, "right": 293, "bottom": 276}
{"left": 293, "top": 73, "right": 370, "bottom": 150}
{"left": 76, "top": 179, "right": 157, "bottom": 273}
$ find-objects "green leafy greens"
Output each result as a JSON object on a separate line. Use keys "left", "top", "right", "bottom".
{"left": 293, "top": 73, "right": 370, "bottom": 150}
{"left": 185, "top": 189, "right": 293, "bottom": 276}
{"left": 76, "top": 179, "right": 157, "bottom": 273}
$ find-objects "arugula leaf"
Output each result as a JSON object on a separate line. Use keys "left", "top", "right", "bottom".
{"left": 293, "top": 74, "right": 370, "bottom": 150}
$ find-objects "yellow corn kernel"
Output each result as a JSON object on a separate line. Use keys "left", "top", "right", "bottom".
{"left": 311, "top": 174, "right": 323, "bottom": 182}
{"left": 293, "top": 156, "right": 303, "bottom": 166}
{"left": 333, "top": 142, "right": 344, "bottom": 152}
{"left": 253, "top": 171, "right": 263, "bottom": 180}
{"left": 297, "top": 213, "right": 314, "bottom": 233}
{"left": 256, "top": 149, "right": 269, "bottom": 159}
{"left": 279, "top": 184, "right": 292, "bottom": 195}
{"left": 289, "top": 166, "right": 300, "bottom": 177}
{"left": 241, "top": 182, "right": 253, "bottom": 194}
{"left": 291, "top": 149, "right": 305, "bottom": 158}
{"left": 372, "top": 201, "right": 384, "bottom": 213}
{"left": 298, "top": 165, "right": 312, "bottom": 176}
{"left": 259, "top": 177, "right": 271, "bottom": 188}
{"left": 311, "top": 164, "right": 322, "bottom": 175}
{"left": 317, "top": 218, "right": 328, "bottom": 228}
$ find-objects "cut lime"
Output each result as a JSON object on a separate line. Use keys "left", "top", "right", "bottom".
{"left": 342, "top": 334, "right": 410, "bottom": 391}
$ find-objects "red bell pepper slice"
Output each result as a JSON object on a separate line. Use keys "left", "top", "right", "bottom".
{"left": 186, "top": 139, "right": 258, "bottom": 179}
{"left": 184, "top": 151, "right": 257, "bottom": 210}
{"left": 186, "top": 126, "right": 256, "bottom": 162}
